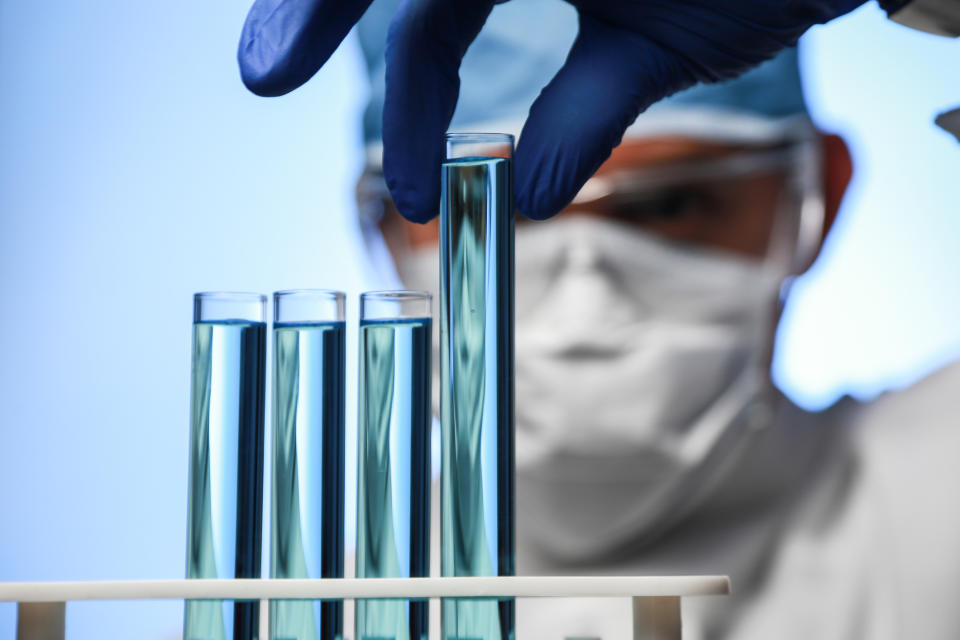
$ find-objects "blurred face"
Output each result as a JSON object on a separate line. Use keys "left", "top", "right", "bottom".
{"left": 368, "top": 136, "right": 811, "bottom": 557}
{"left": 358, "top": 131, "right": 847, "bottom": 560}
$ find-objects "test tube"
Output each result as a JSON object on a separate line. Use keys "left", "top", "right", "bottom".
{"left": 271, "top": 290, "right": 346, "bottom": 640}
{"left": 356, "top": 291, "right": 432, "bottom": 640}
{"left": 184, "top": 292, "right": 267, "bottom": 640}
{"left": 440, "top": 133, "right": 515, "bottom": 640}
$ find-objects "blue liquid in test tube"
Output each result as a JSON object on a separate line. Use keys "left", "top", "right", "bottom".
{"left": 356, "top": 292, "right": 433, "bottom": 640}
{"left": 440, "top": 134, "right": 516, "bottom": 640}
{"left": 271, "top": 290, "right": 346, "bottom": 640}
{"left": 185, "top": 292, "right": 267, "bottom": 640}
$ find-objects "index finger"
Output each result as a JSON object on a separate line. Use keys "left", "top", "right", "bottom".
{"left": 239, "top": 0, "right": 373, "bottom": 97}
{"left": 382, "top": 0, "right": 497, "bottom": 223}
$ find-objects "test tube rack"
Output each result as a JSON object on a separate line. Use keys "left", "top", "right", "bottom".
{"left": 0, "top": 575, "right": 729, "bottom": 640}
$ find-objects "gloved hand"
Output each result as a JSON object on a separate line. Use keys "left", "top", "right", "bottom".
{"left": 238, "top": 0, "right": 864, "bottom": 222}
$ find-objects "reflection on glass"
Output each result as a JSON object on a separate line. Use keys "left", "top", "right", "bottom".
{"left": 356, "top": 292, "right": 432, "bottom": 640}
{"left": 440, "top": 134, "right": 515, "bottom": 640}
{"left": 271, "top": 290, "right": 346, "bottom": 640}
{"left": 185, "top": 292, "right": 267, "bottom": 640}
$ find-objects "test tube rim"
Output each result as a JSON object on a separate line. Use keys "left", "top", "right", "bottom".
{"left": 445, "top": 132, "right": 515, "bottom": 161}
{"left": 360, "top": 290, "right": 432, "bottom": 320}
{"left": 273, "top": 288, "right": 347, "bottom": 323}
{"left": 361, "top": 290, "right": 432, "bottom": 301}
{"left": 444, "top": 132, "right": 515, "bottom": 144}
{"left": 273, "top": 288, "right": 346, "bottom": 299}
{"left": 194, "top": 291, "right": 268, "bottom": 303}
{"left": 193, "top": 291, "right": 268, "bottom": 323}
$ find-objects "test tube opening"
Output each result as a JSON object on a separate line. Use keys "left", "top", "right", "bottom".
{"left": 274, "top": 289, "right": 346, "bottom": 325}
{"left": 361, "top": 290, "right": 432, "bottom": 321}
{"left": 445, "top": 133, "right": 515, "bottom": 162}
{"left": 193, "top": 291, "right": 267, "bottom": 323}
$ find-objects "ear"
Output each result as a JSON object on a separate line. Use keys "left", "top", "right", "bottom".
{"left": 820, "top": 132, "right": 853, "bottom": 246}
{"left": 797, "top": 133, "right": 852, "bottom": 274}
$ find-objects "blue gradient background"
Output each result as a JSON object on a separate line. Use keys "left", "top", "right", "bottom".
{"left": 0, "top": 1, "right": 957, "bottom": 638}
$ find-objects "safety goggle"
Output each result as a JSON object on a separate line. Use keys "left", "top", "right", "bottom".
{"left": 357, "top": 133, "right": 825, "bottom": 277}
{"left": 562, "top": 136, "right": 825, "bottom": 276}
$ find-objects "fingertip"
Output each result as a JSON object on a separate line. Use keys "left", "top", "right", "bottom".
{"left": 382, "top": 126, "right": 442, "bottom": 224}
{"left": 385, "top": 175, "right": 440, "bottom": 224}
{"left": 520, "top": 209, "right": 559, "bottom": 222}
{"left": 237, "top": 1, "right": 297, "bottom": 97}
{"left": 513, "top": 17, "right": 682, "bottom": 223}
{"left": 237, "top": 47, "right": 286, "bottom": 97}
{"left": 237, "top": 0, "right": 375, "bottom": 98}
{"left": 405, "top": 210, "right": 440, "bottom": 224}
{"left": 514, "top": 143, "right": 578, "bottom": 221}
{"left": 514, "top": 192, "right": 560, "bottom": 221}
{"left": 396, "top": 199, "right": 439, "bottom": 224}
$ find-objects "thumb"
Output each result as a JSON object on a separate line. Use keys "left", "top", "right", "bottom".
{"left": 515, "top": 15, "right": 691, "bottom": 220}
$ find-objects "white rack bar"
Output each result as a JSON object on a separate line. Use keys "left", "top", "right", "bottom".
{"left": 0, "top": 576, "right": 728, "bottom": 602}
{"left": 0, "top": 576, "right": 730, "bottom": 640}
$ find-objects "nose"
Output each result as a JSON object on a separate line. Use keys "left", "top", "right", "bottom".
{"left": 530, "top": 232, "right": 634, "bottom": 335}
{"left": 566, "top": 234, "right": 603, "bottom": 273}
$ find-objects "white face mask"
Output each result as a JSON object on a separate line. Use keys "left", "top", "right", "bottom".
{"left": 397, "top": 215, "right": 786, "bottom": 562}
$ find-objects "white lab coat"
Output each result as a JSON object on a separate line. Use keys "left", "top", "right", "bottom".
{"left": 515, "top": 361, "right": 960, "bottom": 640}
{"left": 344, "top": 362, "right": 960, "bottom": 639}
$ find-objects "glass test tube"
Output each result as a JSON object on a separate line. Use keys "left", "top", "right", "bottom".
{"left": 356, "top": 292, "right": 433, "bottom": 640}
{"left": 271, "top": 290, "right": 346, "bottom": 640}
{"left": 440, "top": 133, "right": 516, "bottom": 640}
{"left": 185, "top": 292, "right": 267, "bottom": 640}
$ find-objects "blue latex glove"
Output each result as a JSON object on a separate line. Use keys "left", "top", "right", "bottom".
{"left": 239, "top": 0, "right": 864, "bottom": 222}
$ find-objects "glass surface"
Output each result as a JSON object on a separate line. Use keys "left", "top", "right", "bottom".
{"left": 445, "top": 133, "right": 514, "bottom": 162}
{"left": 361, "top": 290, "right": 433, "bottom": 321}
{"left": 271, "top": 290, "right": 347, "bottom": 640}
{"left": 273, "top": 289, "right": 346, "bottom": 325}
{"left": 193, "top": 291, "right": 268, "bottom": 324}
{"left": 439, "top": 134, "right": 515, "bottom": 640}
{"left": 356, "top": 292, "right": 432, "bottom": 640}
{"left": 185, "top": 293, "right": 267, "bottom": 640}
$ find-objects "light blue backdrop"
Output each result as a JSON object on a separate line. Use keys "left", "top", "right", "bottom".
{"left": 775, "top": 7, "right": 960, "bottom": 407}
{"left": 0, "top": 1, "right": 957, "bottom": 638}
